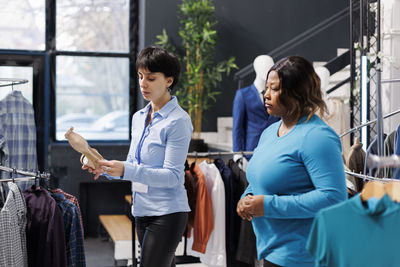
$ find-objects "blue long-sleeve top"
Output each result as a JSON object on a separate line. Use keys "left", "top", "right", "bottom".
{"left": 243, "top": 114, "right": 347, "bottom": 267}
{"left": 107, "top": 96, "right": 193, "bottom": 217}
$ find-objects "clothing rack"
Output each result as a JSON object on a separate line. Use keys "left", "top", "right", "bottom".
{"left": 0, "top": 166, "right": 50, "bottom": 210}
{"left": 0, "top": 165, "right": 50, "bottom": 180}
{"left": 381, "top": 78, "right": 400, "bottom": 84}
{"left": 187, "top": 151, "right": 254, "bottom": 157}
{"left": 178, "top": 150, "right": 253, "bottom": 265}
{"left": 366, "top": 154, "right": 400, "bottom": 169}
{"left": 0, "top": 177, "right": 41, "bottom": 183}
{"left": 345, "top": 170, "right": 400, "bottom": 182}
{"left": 0, "top": 78, "right": 29, "bottom": 88}
{"left": 339, "top": 108, "right": 400, "bottom": 138}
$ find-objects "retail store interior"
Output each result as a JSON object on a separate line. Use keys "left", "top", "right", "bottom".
{"left": 1, "top": 0, "right": 400, "bottom": 266}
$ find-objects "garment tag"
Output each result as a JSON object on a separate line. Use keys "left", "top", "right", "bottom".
{"left": 132, "top": 182, "right": 148, "bottom": 193}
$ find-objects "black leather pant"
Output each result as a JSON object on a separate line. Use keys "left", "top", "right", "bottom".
{"left": 135, "top": 212, "right": 188, "bottom": 267}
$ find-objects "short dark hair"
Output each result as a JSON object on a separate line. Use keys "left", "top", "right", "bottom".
{"left": 267, "top": 55, "right": 327, "bottom": 120}
{"left": 136, "top": 46, "right": 180, "bottom": 90}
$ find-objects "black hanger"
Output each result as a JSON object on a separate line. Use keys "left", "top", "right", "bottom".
{"left": 0, "top": 171, "right": 5, "bottom": 208}
{"left": 40, "top": 171, "right": 51, "bottom": 191}
{"left": 217, "top": 151, "right": 222, "bottom": 163}
{"left": 10, "top": 168, "right": 15, "bottom": 183}
{"left": 184, "top": 160, "right": 190, "bottom": 171}
{"left": 0, "top": 184, "right": 4, "bottom": 208}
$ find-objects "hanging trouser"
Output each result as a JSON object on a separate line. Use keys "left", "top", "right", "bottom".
{"left": 135, "top": 212, "right": 188, "bottom": 267}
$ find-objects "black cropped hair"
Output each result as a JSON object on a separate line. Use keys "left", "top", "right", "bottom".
{"left": 136, "top": 46, "right": 181, "bottom": 89}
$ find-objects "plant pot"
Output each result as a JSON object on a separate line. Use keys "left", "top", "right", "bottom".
{"left": 189, "top": 138, "right": 208, "bottom": 152}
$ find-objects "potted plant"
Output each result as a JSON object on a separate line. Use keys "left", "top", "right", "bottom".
{"left": 156, "top": 0, "right": 237, "bottom": 151}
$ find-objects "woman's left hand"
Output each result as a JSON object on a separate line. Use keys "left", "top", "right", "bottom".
{"left": 241, "top": 195, "right": 264, "bottom": 218}
{"left": 97, "top": 160, "right": 125, "bottom": 178}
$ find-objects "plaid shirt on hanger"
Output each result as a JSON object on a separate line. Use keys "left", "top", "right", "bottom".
{"left": 0, "top": 91, "right": 37, "bottom": 190}
{"left": 0, "top": 182, "right": 28, "bottom": 267}
{"left": 51, "top": 192, "right": 86, "bottom": 267}
{"left": 52, "top": 188, "right": 85, "bottom": 237}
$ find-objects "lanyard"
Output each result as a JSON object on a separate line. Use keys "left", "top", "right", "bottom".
{"left": 135, "top": 109, "right": 153, "bottom": 164}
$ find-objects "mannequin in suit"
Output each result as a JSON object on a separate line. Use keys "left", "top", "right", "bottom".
{"left": 232, "top": 55, "right": 280, "bottom": 160}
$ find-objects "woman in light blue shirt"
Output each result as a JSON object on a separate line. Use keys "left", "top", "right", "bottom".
{"left": 85, "top": 46, "right": 193, "bottom": 267}
{"left": 236, "top": 56, "right": 347, "bottom": 267}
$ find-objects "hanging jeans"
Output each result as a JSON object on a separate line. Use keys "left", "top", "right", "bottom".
{"left": 135, "top": 212, "right": 188, "bottom": 267}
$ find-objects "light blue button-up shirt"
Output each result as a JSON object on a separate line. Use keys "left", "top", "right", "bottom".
{"left": 120, "top": 96, "right": 193, "bottom": 216}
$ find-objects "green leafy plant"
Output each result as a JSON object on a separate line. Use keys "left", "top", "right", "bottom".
{"left": 156, "top": 0, "right": 237, "bottom": 138}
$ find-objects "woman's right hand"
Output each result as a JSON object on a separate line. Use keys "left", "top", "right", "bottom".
{"left": 237, "top": 195, "right": 254, "bottom": 221}
{"left": 82, "top": 164, "right": 104, "bottom": 180}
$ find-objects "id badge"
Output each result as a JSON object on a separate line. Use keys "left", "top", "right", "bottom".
{"left": 132, "top": 182, "right": 148, "bottom": 193}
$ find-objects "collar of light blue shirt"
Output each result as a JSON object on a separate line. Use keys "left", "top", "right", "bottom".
{"left": 139, "top": 96, "right": 179, "bottom": 118}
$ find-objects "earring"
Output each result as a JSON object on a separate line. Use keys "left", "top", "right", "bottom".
{"left": 167, "top": 87, "right": 171, "bottom": 92}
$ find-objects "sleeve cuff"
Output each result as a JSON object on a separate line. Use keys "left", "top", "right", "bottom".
{"left": 263, "top": 195, "right": 273, "bottom": 216}
{"left": 102, "top": 172, "right": 121, "bottom": 180}
{"left": 123, "top": 160, "right": 138, "bottom": 181}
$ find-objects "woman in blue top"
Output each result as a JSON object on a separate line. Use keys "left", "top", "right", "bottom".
{"left": 236, "top": 56, "right": 347, "bottom": 267}
{"left": 85, "top": 46, "right": 193, "bottom": 267}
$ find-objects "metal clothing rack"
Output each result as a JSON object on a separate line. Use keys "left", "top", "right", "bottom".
{"left": 345, "top": 170, "right": 399, "bottom": 182}
{"left": 132, "top": 152, "right": 256, "bottom": 266}
{"left": 0, "top": 176, "right": 42, "bottom": 183}
{"left": 339, "top": 108, "right": 400, "bottom": 138}
{"left": 175, "top": 150, "right": 254, "bottom": 265}
{"left": 381, "top": 78, "right": 400, "bottom": 84}
{"left": 344, "top": 75, "right": 400, "bottom": 184}
{"left": 0, "top": 78, "right": 29, "bottom": 88}
{"left": 366, "top": 154, "right": 400, "bottom": 170}
{"left": 0, "top": 165, "right": 50, "bottom": 180}
{"left": 187, "top": 151, "right": 254, "bottom": 157}
{"left": 0, "top": 165, "right": 50, "bottom": 207}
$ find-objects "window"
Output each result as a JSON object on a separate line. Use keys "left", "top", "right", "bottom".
{"left": 55, "top": 0, "right": 132, "bottom": 141}
{"left": 56, "top": 56, "right": 129, "bottom": 140}
{"left": 0, "top": 0, "right": 45, "bottom": 50}
{"left": 56, "top": 0, "right": 129, "bottom": 52}
{"left": 0, "top": 0, "right": 137, "bottom": 167}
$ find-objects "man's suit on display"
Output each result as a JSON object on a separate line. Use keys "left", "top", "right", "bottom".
{"left": 232, "top": 84, "right": 280, "bottom": 158}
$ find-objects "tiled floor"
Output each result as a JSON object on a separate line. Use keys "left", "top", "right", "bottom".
{"left": 84, "top": 237, "right": 208, "bottom": 267}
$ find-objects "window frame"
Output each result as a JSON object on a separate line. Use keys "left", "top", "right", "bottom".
{"left": 0, "top": 0, "right": 139, "bottom": 169}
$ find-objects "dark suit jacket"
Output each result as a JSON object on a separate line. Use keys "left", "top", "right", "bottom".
{"left": 232, "top": 84, "right": 280, "bottom": 158}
